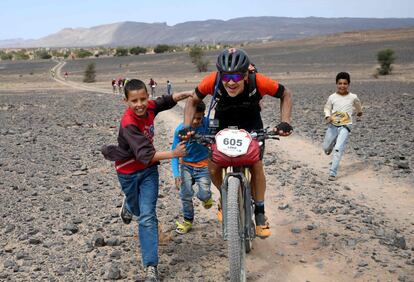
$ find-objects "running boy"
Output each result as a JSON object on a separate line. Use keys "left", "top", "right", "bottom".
{"left": 101, "top": 79, "right": 191, "bottom": 281}
{"left": 323, "top": 72, "right": 363, "bottom": 181}
{"left": 171, "top": 101, "right": 212, "bottom": 234}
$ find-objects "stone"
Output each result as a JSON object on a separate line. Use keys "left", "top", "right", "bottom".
{"left": 93, "top": 233, "right": 105, "bottom": 247}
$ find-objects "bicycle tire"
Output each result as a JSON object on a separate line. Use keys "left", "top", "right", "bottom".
{"left": 227, "top": 176, "right": 246, "bottom": 282}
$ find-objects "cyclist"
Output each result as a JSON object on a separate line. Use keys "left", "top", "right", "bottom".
{"left": 181, "top": 48, "right": 293, "bottom": 238}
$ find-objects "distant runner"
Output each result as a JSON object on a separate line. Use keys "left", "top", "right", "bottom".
{"left": 166, "top": 80, "right": 172, "bottom": 95}
{"left": 323, "top": 72, "right": 363, "bottom": 181}
{"left": 148, "top": 78, "right": 157, "bottom": 98}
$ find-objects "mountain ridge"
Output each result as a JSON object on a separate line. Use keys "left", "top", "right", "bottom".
{"left": 2, "top": 16, "right": 414, "bottom": 48}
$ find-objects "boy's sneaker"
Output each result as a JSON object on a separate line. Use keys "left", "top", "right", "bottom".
{"left": 144, "top": 265, "right": 158, "bottom": 282}
{"left": 175, "top": 220, "right": 193, "bottom": 234}
{"left": 217, "top": 202, "right": 223, "bottom": 222}
{"left": 202, "top": 197, "right": 213, "bottom": 209}
{"left": 255, "top": 213, "right": 271, "bottom": 238}
{"left": 324, "top": 148, "right": 332, "bottom": 155}
{"left": 119, "top": 197, "right": 133, "bottom": 224}
{"left": 328, "top": 175, "right": 336, "bottom": 181}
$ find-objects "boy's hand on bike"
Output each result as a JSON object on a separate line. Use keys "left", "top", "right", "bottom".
{"left": 325, "top": 116, "right": 332, "bottom": 124}
{"left": 178, "top": 127, "right": 194, "bottom": 140}
{"left": 174, "top": 177, "right": 182, "bottom": 190}
{"left": 275, "top": 122, "right": 293, "bottom": 136}
{"left": 173, "top": 141, "right": 187, "bottom": 157}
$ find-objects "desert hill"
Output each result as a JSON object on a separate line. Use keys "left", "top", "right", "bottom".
{"left": 1, "top": 16, "right": 414, "bottom": 47}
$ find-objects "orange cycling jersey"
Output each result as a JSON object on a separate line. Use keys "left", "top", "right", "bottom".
{"left": 196, "top": 71, "right": 283, "bottom": 98}
{"left": 195, "top": 71, "right": 285, "bottom": 131}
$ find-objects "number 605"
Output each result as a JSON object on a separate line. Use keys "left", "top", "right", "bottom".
{"left": 223, "top": 138, "right": 242, "bottom": 146}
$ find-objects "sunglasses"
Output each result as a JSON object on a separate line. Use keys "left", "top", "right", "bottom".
{"left": 221, "top": 73, "right": 245, "bottom": 82}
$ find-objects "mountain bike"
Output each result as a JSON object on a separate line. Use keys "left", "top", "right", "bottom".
{"left": 194, "top": 127, "right": 278, "bottom": 282}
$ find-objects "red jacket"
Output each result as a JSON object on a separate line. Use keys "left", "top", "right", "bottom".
{"left": 101, "top": 95, "right": 176, "bottom": 174}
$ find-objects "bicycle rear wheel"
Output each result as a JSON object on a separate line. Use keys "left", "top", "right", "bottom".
{"left": 227, "top": 176, "right": 246, "bottom": 282}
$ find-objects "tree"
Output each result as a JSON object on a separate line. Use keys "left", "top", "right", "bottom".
{"left": 0, "top": 51, "right": 12, "bottom": 60}
{"left": 83, "top": 63, "right": 96, "bottom": 83}
{"left": 35, "top": 49, "right": 52, "bottom": 59}
{"left": 189, "top": 45, "right": 209, "bottom": 72}
{"left": 115, "top": 47, "right": 128, "bottom": 56}
{"left": 377, "top": 49, "right": 395, "bottom": 75}
{"left": 51, "top": 49, "right": 66, "bottom": 58}
{"left": 153, "top": 44, "right": 170, "bottom": 54}
{"left": 76, "top": 49, "right": 93, "bottom": 58}
{"left": 129, "top": 46, "right": 147, "bottom": 55}
{"left": 14, "top": 50, "right": 30, "bottom": 60}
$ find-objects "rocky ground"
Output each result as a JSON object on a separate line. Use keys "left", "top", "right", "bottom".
{"left": 1, "top": 29, "right": 413, "bottom": 281}
{"left": 0, "top": 90, "right": 229, "bottom": 281}
{"left": 263, "top": 80, "right": 414, "bottom": 182}
{"left": 0, "top": 88, "right": 413, "bottom": 281}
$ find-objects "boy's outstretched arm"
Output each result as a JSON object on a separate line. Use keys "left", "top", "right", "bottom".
{"left": 172, "top": 91, "right": 193, "bottom": 102}
{"left": 171, "top": 126, "right": 182, "bottom": 189}
{"left": 183, "top": 93, "right": 202, "bottom": 127}
{"left": 152, "top": 141, "right": 187, "bottom": 162}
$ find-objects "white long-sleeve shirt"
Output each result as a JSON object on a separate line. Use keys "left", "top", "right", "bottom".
{"left": 324, "top": 92, "right": 362, "bottom": 124}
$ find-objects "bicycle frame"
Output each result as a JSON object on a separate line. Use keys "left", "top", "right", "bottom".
{"left": 192, "top": 127, "right": 278, "bottom": 282}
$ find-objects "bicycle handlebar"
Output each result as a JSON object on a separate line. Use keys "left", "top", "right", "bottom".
{"left": 192, "top": 128, "right": 279, "bottom": 145}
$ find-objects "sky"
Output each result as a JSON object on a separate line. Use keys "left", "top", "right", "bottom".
{"left": 1, "top": 0, "right": 414, "bottom": 40}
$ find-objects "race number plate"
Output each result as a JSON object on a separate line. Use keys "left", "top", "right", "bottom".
{"left": 215, "top": 129, "right": 252, "bottom": 157}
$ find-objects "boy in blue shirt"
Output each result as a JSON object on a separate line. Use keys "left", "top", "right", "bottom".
{"left": 171, "top": 101, "right": 212, "bottom": 234}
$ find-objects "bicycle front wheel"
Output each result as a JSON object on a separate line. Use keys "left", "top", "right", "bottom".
{"left": 227, "top": 176, "right": 246, "bottom": 282}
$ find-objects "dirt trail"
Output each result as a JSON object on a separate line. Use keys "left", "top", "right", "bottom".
{"left": 158, "top": 109, "right": 413, "bottom": 281}
{"left": 244, "top": 135, "right": 414, "bottom": 281}
{"left": 51, "top": 60, "right": 113, "bottom": 94}
{"left": 54, "top": 64, "right": 413, "bottom": 281}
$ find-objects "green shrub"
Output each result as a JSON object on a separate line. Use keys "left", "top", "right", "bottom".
{"left": 0, "top": 51, "right": 13, "bottom": 60}
{"left": 76, "top": 49, "right": 93, "bottom": 58}
{"left": 153, "top": 44, "right": 171, "bottom": 53}
{"left": 115, "top": 47, "right": 128, "bottom": 56}
{"left": 129, "top": 46, "right": 147, "bottom": 55}
{"left": 195, "top": 59, "right": 209, "bottom": 72}
{"left": 189, "top": 45, "right": 209, "bottom": 72}
{"left": 35, "top": 50, "right": 52, "bottom": 59}
{"left": 377, "top": 49, "right": 395, "bottom": 75}
{"left": 51, "top": 49, "right": 65, "bottom": 58}
{"left": 14, "top": 50, "right": 30, "bottom": 60}
{"left": 83, "top": 63, "right": 96, "bottom": 83}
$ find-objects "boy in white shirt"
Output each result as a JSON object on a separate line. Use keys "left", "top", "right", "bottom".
{"left": 323, "top": 72, "right": 363, "bottom": 181}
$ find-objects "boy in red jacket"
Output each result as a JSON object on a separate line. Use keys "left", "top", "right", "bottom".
{"left": 101, "top": 79, "right": 190, "bottom": 281}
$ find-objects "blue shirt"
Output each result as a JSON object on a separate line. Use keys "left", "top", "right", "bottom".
{"left": 171, "top": 117, "right": 209, "bottom": 178}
